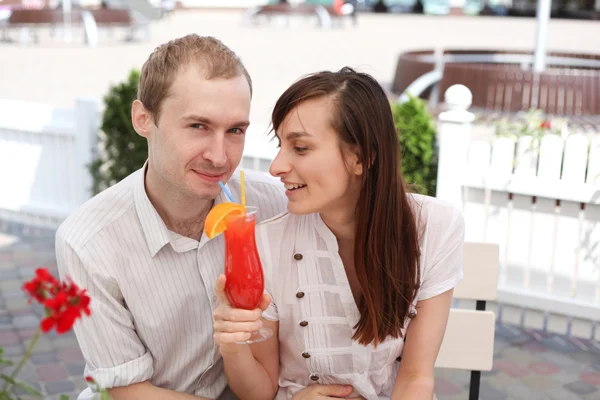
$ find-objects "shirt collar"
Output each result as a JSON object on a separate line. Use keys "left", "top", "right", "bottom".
{"left": 134, "top": 161, "right": 172, "bottom": 257}
{"left": 134, "top": 161, "right": 234, "bottom": 257}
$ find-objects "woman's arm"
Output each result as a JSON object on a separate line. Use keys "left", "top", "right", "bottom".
{"left": 221, "top": 318, "right": 280, "bottom": 400}
{"left": 213, "top": 275, "right": 280, "bottom": 400}
{"left": 109, "top": 381, "right": 210, "bottom": 399}
{"left": 391, "top": 288, "right": 454, "bottom": 400}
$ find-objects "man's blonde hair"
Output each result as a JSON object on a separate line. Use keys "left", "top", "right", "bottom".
{"left": 138, "top": 34, "right": 252, "bottom": 123}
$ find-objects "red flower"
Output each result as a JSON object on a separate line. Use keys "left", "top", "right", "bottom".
{"left": 540, "top": 120, "right": 551, "bottom": 129}
{"left": 35, "top": 268, "right": 59, "bottom": 284}
{"left": 22, "top": 267, "right": 60, "bottom": 303}
{"left": 23, "top": 280, "right": 44, "bottom": 303}
{"left": 22, "top": 268, "right": 91, "bottom": 335}
{"left": 85, "top": 376, "right": 95, "bottom": 383}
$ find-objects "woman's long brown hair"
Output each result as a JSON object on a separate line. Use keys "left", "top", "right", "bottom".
{"left": 271, "top": 67, "right": 421, "bottom": 346}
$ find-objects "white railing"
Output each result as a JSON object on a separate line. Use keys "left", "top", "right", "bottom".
{"left": 437, "top": 85, "right": 600, "bottom": 339}
{"left": 0, "top": 97, "right": 99, "bottom": 228}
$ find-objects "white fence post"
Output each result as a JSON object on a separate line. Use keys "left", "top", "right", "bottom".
{"left": 74, "top": 97, "right": 100, "bottom": 206}
{"left": 435, "top": 84, "right": 475, "bottom": 210}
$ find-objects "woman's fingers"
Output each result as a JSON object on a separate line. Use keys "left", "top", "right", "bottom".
{"left": 214, "top": 304, "right": 262, "bottom": 323}
{"left": 214, "top": 319, "right": 263, "bottom": 333}
{"left": 214, "top": 274, "right": 231, "bottom": 306}
{"left": 258, "top": 293, "right": 271, "bottom": 311}
{"left": 214, "top": 331, "right": 251, "bottom": 345}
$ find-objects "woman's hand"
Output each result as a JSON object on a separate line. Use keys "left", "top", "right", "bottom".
{"left": 292, "top": 385, "right": 365, "bottom": 400}
{"left": 212, "top": 274, "right": 270, "bottom": 355}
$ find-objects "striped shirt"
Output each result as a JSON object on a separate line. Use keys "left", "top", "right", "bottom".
{"left": 55, "top": 164, "right": 286, "bottom": 398}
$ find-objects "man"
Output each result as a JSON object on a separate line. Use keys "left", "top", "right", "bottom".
{"left": 55, "top": 34, "right": 286, "bottom": 399}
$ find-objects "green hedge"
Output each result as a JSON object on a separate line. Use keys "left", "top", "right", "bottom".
{"left": 391, "top": 95, "right": 437, "bottom": 196}
{"left": 89, "top": 70, "right": 147, "bottom": 195}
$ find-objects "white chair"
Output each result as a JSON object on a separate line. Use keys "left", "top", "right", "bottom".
{"left": 435, "top": 242, "right": 500, "bottom": 400}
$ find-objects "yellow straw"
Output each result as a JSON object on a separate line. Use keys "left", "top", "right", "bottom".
{"left": 240, "top": 170, "right": 246, "bottom": 207}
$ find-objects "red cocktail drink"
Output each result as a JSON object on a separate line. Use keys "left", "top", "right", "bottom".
{"left": 224, "top": 206, "right": 272, "bottom": 343}
{"left": 224, "top": 209, "right": 263, "bottom": 309}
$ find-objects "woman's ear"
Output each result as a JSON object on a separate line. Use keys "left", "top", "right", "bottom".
{"left": 345, "top": 145, "right": 364, "bottom": 176}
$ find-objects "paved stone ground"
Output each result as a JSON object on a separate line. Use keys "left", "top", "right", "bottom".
{"left": 1, "top": 220, "right": 599, "bottom": 399}
{"left": 0, "top": 222, "right": 86, "bottom": 400}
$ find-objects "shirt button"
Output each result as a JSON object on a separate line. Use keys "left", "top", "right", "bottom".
{"left": 302, "top": 352, "right": 311, "bottom": 358}
{"left": 408, "top": 310, "right": 417, "bottom": 319}
{"left": 299, "top": 320, "right": 308, "bottom": 327}
{"left": 310, "top": 374, "right": 319, "bottom": 381}
{"left": 296, "top": 292, "right": 305, "bottom": 298}
{"left": 293, "top": 253, "right": 303, "bottom": 261}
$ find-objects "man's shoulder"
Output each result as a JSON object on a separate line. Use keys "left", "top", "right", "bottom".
{"left": 56, "top": 171, "right": 139, "bottom": 250}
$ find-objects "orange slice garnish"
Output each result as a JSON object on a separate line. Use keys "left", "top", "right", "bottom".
{"left": 204, "top": 202, "right": 246, "bottom": 239}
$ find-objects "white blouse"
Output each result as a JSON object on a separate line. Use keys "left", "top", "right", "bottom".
{"left": 255, "top": 194, "right": 465, "bottom": 400}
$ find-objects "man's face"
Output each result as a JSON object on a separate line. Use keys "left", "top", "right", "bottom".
{"left": 144, "top": 63, "right": 251, "bottom": 202}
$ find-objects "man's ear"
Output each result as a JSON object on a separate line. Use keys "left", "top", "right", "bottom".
{"left": 131, "top": 100, "right": 154, "bottom": 139}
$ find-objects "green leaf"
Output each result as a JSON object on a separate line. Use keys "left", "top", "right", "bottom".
{"left": 59, "top": 394, "right": 70, "bottom": 400}
{"left": 0, "top": 359, "right": 15, "bottom": 367}
{"left": 14, "top": 381, "right": 42, "bottom": 397}
{"left": 0, "top": 374, "right": 17, "bottom": 385}
{"left": 100, "top": 391, "right": 112, "bottom": 400}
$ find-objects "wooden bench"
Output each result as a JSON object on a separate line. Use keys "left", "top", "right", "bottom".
{"left": 438, "top": 62, "right": 600, "bottom": 116}
{"left": 89, "top": 8, "right": 131, "bottom": 25}
{"left": 3, "top": 8, "right": 83, "bottom": 43}
{"left": 244, "top": 2, "right": 337, "bottom": 29}
{"left": 88, "top": 8, "right": 149, "bottom": 42}
{"left": 7, "top": 8, "right": 75, "bottom": 25}
{"left": 435, "top": 242, "right": 499, "bottom": 399}
{"left": 1, "top": 7, "right": 148, "bottom": 44}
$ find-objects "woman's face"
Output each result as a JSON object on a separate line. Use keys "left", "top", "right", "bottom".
{"left": 270, "top": 95, "right": 363, "bottom": 216}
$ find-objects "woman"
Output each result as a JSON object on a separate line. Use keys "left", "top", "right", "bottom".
{"left": 212, "top": 67, "right": 464, "bottom": 400}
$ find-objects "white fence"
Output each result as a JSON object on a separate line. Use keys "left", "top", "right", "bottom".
{"left": 0, "top": 98, "right": 98, "bottom": 228}
{"left": 437, "top": 85, "right": 600, "bottom": 340}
